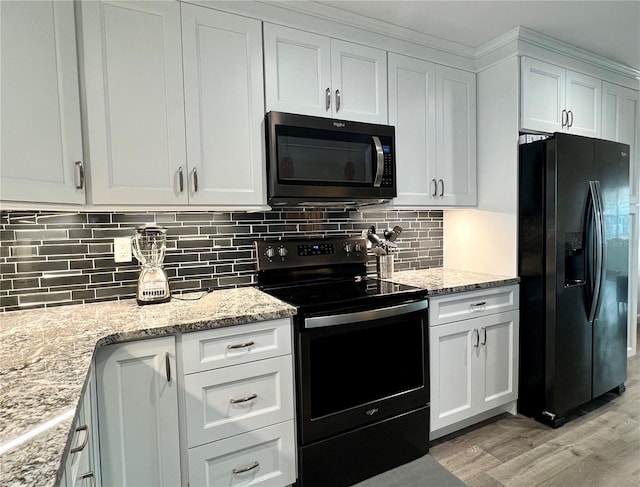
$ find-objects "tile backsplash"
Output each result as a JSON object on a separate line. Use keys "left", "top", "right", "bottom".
{"left": 0, "top": 208, "right": 443, "bottom": 312}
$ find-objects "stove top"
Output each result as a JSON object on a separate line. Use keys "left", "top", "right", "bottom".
{"left": 260, "top": 276, "right": 425, "bottom": 311}
{"left": 255, "top": 236, "right": 426, "bottom": 313}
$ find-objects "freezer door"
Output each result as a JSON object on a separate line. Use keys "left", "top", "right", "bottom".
{"left": 546, "top": 134, "right": 594, "bottom": 416}
{"left": 592, "top": 139, "right": 629, "bottom": 398}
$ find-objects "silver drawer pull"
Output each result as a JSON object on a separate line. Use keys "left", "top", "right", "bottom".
{"left": 230, "top": 393, "right": 257, "bottom": 404}
{"left": 233, "top": 461, "right": 260, "bottom": 475}
{"left": 79, "top": 471, "right": 96, "bottom": 487}
{"left": 227, "top": 341, "right": 255, "bottom": 350}
{"left": 70, "top": 424, "right": 89, "bottom": 453}
{"left": 470, "top": 301, "right": 486, "bottom": 310}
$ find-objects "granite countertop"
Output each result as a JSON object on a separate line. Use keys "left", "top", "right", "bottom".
{"left": 384, "top": 267, "right": 519, "bottom": 294}
{"left": 0, "top": 268, "right": 519, "bottom": 486}
{"left": 0, "top": 287, "right": 296, "bottom": 487}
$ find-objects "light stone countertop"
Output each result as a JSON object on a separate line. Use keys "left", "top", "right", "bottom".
{"left": 0, "top": 269, "right": 519, "bottom": 486}
{"left": 382, "top": 267, "right": 519, "bottom": 294}
{"left": 0, "top": 287, "right": 296, "bottom": 487}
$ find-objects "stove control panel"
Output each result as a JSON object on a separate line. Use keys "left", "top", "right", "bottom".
{"left": 255, "top": 236, "right": 367, "bottom": 270}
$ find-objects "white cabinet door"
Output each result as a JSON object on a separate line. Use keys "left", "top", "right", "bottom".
{"left": 182, "top": 4, "right": 265, "bottom": 206}
{"left": 602, "top": 82, "right": 639, "bottom": 203}
{"left": 96, "top": 336, "right": 180, "bottom": 487}
{"left": 388, "top": 53, "right": 436, "bottom": 206}
{"left": 188, "top": 421, "right": 296, "bottom": 487}
{"left": 566, "top": 70, "right": 601, "bottom": 137}
{"left": 330, "top": 39, "right": 387, "bottom": 124}
{"left": 430, "top": 307, "right": 519, "bottom": 433}
{"left": 0, "top": 0, "right": 85, "bottom": 204}
{"left": 263, "top": 23, "right": 331, "bottom": 117}
{"left": 263, "top": 24, "right": 387, "bottom": 123}
{"left": 79, "top": 0, "right": 187, "bottom": 205}
{"left": 436, "top": 65, "right": 477, "bottom": 206}
{"left": 429, "top": 319, "right": 477, "bottom": 431}
{"left": 477, "top": 311, "right": 519, "bottom": 411}
{"left": 521, "top": 57, "right": 566, "bottom": 133}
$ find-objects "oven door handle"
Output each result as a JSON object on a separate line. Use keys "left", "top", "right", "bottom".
{"left": 304, "top": 300, "right": 428, "bottom": 329}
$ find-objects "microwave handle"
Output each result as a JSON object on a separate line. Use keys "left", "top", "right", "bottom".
{"left": 372, "top": 136, "right": 384, "bottom": 187}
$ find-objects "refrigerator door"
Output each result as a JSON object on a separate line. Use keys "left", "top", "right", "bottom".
{"left": 592, "top": 140, "right": 629, "bottom": 398}
{"left": 546, "top": 134, "right": 595, "bottom": 416}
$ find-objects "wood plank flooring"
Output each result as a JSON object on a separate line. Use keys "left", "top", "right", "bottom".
{"left": 430, "top": 327, "right": 640, "bottom": 487}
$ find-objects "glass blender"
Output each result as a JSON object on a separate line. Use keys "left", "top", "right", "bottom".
{"left": 132, "top": 224, "right": 170, "bottom": 305}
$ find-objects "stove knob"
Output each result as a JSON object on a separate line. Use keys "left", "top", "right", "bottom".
{"left": 343, "top": 242, "right": 352, "bottom": 254}
{"left": 265, "top": 247, "right": 275, "bottom": 258}
{"left": 354, "top": 242, "right": 362, "bottom": 253}
{"left": 278, "top": 246, "right": 288, "bottom": 258}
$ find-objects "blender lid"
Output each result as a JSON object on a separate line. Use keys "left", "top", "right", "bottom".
{"left": 136, "top": 224, "right": 167, "bottom": 235}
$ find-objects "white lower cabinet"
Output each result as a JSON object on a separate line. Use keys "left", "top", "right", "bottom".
{"left": 429, "top": 287, "right": 520, "bottom": 438}
{"left": 63, "top": 365, "right": 99, "bottom": 487}
{"left": 95, "top": 336, "right": 181, "bottom": 487}
{"left": 188, "top": 421, "right": 296, "bottom": 487}
{"left": 94, "top": 319, "right": 295, "bottom": 487}
{"left": 182, "top": 320, "right": 296, "bottom": 487}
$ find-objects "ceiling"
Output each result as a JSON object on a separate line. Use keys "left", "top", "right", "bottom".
{"left": 309, "top": 1, "right": 640, "bottom": 70}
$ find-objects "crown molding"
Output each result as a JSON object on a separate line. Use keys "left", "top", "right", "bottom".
{"left": 259, "top": 0, "right": 476, "bottom": 60}
{"left": 477, "top": 26, "right": 640, "bottom": 80}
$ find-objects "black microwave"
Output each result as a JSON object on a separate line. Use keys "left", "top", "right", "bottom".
{"left": 266, "top": 111, "right": 396, "bottom": 206}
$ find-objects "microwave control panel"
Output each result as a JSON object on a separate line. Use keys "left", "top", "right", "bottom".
{"left": 381, "top": 144, "right": 393, "bottom": 187}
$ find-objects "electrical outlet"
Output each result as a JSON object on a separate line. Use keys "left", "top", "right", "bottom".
{"left": 114, "top": 237, "right": 132, "bottom": 263}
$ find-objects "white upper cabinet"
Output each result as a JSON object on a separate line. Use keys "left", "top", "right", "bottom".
{"left": 436, "top": 65, "right": 477, "bottom": 205}
{"left": 390, "top": 53, "right": 475, "bottom": 207}
{"left": 79, "top": 1, "right": 265, "bottom": 207}
{"left": 79, "top": 0, "right": 187, "bottom": 205}
{"left": 602, "top": 81, "right": 639, "bottom": 203}
{"left": 264, "top": 23, "right": 387, "bottom": 124}
{"left": 181, "top": 4, "right": 265, "bottom": 206}
{"left": 0, "top": 0, "right": 85, "bottom": 204}
{"left": 521, "top": 56, "right": 602, "bottom": 137}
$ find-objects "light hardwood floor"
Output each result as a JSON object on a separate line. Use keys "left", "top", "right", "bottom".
{"left": 430, "top": 327, "right": 640, "bottom": 487}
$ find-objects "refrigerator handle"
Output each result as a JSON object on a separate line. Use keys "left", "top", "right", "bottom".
{"left": 587, "top": 181, "right": 605, "bottom": 322}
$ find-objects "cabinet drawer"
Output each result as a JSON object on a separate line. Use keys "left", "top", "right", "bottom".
{"left": 429, "top": 285, "right": 519, "bottom": 326}
{"left": 182, "top": 318, "right": 292, "bottom": 374}
{"left": 188, "top": 420, "right": 296, "bottom": 487}
{"left": 184, "top": 355, "right": 294, "bottom": 448}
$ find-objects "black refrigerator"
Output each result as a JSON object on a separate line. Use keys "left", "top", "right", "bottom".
{"left": 518, "top": 132, "right": 629, "bottom": 428}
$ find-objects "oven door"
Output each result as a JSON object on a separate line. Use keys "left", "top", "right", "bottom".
{"left": 296, "top": 299, "right": 429, "bottom": 445}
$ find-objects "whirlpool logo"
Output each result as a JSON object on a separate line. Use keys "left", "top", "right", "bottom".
{"left": 365, "top": 408, "right": 379, "bottom": 416}
{"left": 333, "top": 122, "right": 346, "bottom": 128}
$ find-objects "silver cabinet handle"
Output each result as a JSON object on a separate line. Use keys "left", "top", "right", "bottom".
{"left": 79, "top": 471, "right": 96, "bottom": 487}
{"left": 561, "top": 109, "right": 567, "bottom": 128}
{"left": 178, "top": 166, "right": 184, "bottom": 193}
{"left": 335, "top": 89, "right": 341, "bottom": 112}
{"left": 473, "top": 329, "right": 479, "bottom": 348}
{"left": 74, "top": 161, "right": 84, "bottom": 189}
{"left": 568, "top": 110, "right": 574, "bottom": 128}
{"left": 192, "top": 167, "right": 199, "bottom": 193}
{"left": 227, "top": 341, "right": 254, "bottom": 350}
{"left": 230, "top": 393, "right": 257, "bottom": 404}
{"left": 325, "top": 87, "right": 331, "bottom": 111}
{"left": 481, "top": 327, "right": 487, "bottom": 346}
{"left": 431, "top": 179, "right": 437, "bottom": 197}
{"left": 438, "top": 179, "right": 444, "bottom": 197}
{"left": 470, "top": 301, "right": 486, "bottom": 311}
{"left": 165, "top": 352, "right": 171, "bottom": 383}
{"left": 233, "top": 461, "right": 259, "bottom": 475}
{"left": 372, "top": 135, "right": 384, "bottom": 188}
{"left": 70, "top": 425, "right": 89, "bottom": 454}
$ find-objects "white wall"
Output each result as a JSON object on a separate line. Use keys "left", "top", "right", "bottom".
{"left": 444, "top": 56, "right": 519, "bottom": 276}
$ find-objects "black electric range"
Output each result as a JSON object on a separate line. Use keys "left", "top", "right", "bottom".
{"left": 255, "top": 236, "right": 430, "bottom": 487}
